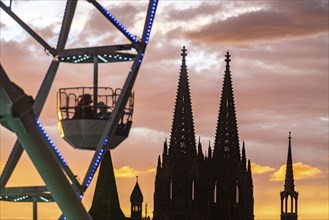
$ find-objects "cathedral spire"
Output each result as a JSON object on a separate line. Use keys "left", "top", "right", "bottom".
{"left": 208, "top": 141, "right": 212, "bottom": 159}
{"left": 89, "top": 151, "right": 126, "bottom": 219}
{"left": 242, "top": 141, "right": 247, "bottom": 172}
{"left": 157, "top": 156, "right": 161, "bottom": 169}
{"left": 198, "top": 137, "right": 204, "bottom": 159}
{"left": 214, "top": 52, "right": 240, "bottom": 163}
{"left": 169, "top": 46, "right": 197, "bottom": 159}
{"left": 284, "top": 132, "right": 295, "bottom": 192}
{"left": 163, "top": 138, "right": 168, "bottom": 156}
{"left": 280, "top": 132, "right": 298, "bottom": 220}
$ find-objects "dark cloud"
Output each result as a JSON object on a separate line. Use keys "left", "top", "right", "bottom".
{"left": 184, "top": 1, "right": 328, "bottom": 45}
{"left": 163, "top": 3, "right": 223, "bottom": 22}
{"left": 0, "top": 37, "right": 52, "bottom": 94}
{"left": 70, "top": 2, "right": 145, "bottom": 47}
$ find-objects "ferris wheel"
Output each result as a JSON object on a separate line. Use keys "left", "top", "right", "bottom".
{"left": 0, "top": 0, "right": 158, "bottom": 219}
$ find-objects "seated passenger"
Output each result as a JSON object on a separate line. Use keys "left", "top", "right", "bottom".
{"left": 97, "top": 102, "right": 110, "bottom": 119}
{"left": 73, "top": 94, "right": 94, "bottom": 119}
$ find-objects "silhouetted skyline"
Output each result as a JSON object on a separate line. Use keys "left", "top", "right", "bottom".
{"left": 0, "top": 1, "right": 327, "bottom": 219}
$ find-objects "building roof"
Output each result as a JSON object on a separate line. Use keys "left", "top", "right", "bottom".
{"left": 130, "top": 177, "right": 143, "bottom": 203}
{"left": 89, "top": 151, "right": 126, "bottom": 219}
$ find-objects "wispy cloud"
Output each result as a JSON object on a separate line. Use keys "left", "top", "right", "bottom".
{"left": 251, "top": 162, "right": 275, "bottom": 174}
{"left": 184, "top": 1, "right": 328, "bottom": 45}
{"left": 270, "top": 162, "right": 322, "bottom": 181}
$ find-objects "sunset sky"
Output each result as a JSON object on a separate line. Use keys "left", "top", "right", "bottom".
{"left": 0, "top": 0, "right": 328, "bottom": 219}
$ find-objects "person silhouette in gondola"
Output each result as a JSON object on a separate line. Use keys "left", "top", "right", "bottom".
{"left": 97, "top": 101, "right": 110, "bottom": 119}
{"left": 73, "top": 93, "right": 94, "bottom": 119}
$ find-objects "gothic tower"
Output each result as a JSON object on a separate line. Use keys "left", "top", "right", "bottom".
{"left": 153, "top": 48, "right": 254, "bottom": 220}
{"left": 153, "top": 46, "right": 202, "bottom": 220}
{"left": 168, "top": 46, "right": 197, "bottom": 160}
{"left": 211, "top": 52, "right": 254, "bottom": 220}
{"left": 130, "top": 177, "right": 143, "bottom": 220}
{"left": 212, "top": 52, "right": 241, "bottom": 219}
{"left": 280, "top": 132, "right": 298, "bottom": 220}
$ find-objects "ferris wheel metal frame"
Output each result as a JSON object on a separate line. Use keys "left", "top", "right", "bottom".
{"left": 0, "top": 0, "right": 158, "bottom": 219}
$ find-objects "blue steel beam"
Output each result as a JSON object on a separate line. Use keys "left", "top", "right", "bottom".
{"left": 35, "top": 119, "right": 83, "bottom": 194}
{"left": 142, "top": 0, "right": 159, "bottom": 45}
{"left": 82, "top": 0, "right": 158, "bottom": 190}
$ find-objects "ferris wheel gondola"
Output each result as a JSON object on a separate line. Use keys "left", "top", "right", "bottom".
{"left": 57, "top": 86, "right": 134, "bottom": 150}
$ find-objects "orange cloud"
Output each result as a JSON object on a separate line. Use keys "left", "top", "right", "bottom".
{"left": 114, "top": 166, "right": 156, "bottom": 179}
{"left": 270, "top": 162, "right": 321, "bottom": 181}
{"left": 251, "top": 162, "right": 275, "bottom": 174}
{"left": 114, "top": 166, "right": 139, "bottom": 178}
{"left": 147, "top": 168, "right": 157, "bottom": 173}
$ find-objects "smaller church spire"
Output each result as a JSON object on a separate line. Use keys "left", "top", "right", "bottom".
{"left": 198, "top": 137, "right": 204, "bottom": 159}
{"left": 163, "top": 138, "right": 168, "bottom": 156}
{"left": 284, "top": 132, "right": 295, "bottom": 192}
{"left": 208, "top": 141, "right": 212, "bottom": 159}
{"left": 242, "top": 141, "right": 247, "bottom": 172}
{"left": 280, "top": 132, "right": 298, "bottom": 220}
{"left": 130, "top": 176, "right": 143, "bottom": 203}
{"left": 157, "top": 156, "right": 161, "bottom": 171}
{"left": 130, "top": 177, "right": 143, "bottom": 220}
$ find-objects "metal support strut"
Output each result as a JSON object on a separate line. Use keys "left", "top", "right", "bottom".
{"left": 0, "top": 65, "right": 91, "bottom": 219}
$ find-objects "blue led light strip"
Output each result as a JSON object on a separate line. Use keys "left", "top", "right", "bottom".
{"left": 35, "top": 119, "right": 68, "bottom": 166}
{"left": 137, "top": 53, "right": 144, "bottom": 67}
{"left": 143, "top": 0, "right": 158, "bottom": 45}
{"left": 84, "top": 136, "right": 108, "bottom": 188}
{"left": 97, "top": 4, "right": 138, "bottom": 43}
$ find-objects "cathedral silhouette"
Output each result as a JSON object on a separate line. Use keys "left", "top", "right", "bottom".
{"left": 87, "top": 47, "right": 299, "bottom": 220}
{"left": 153, "top": 47, "right": 254, "bottom": 220}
